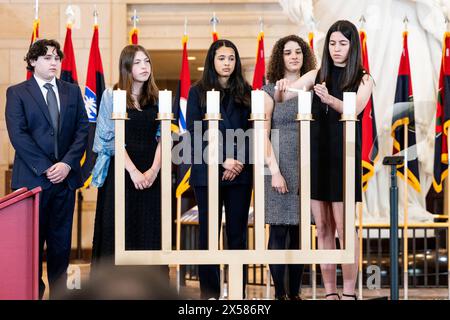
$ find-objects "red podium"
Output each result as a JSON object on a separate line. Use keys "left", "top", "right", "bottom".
{"left": 0, "top": 187, "right": 41, "bottom": 300}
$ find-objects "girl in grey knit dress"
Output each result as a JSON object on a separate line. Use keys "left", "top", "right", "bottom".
{"left": 263, "top": 35, "right": 316, "bottom": 300}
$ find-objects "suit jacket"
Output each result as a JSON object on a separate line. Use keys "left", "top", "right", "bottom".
{"left": 5, "top": 76, "right": 89, "bottom": 191}
{"left": 186, "top": 84, "right": 253, "bottom": 187}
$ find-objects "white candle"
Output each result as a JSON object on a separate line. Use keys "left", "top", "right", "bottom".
{"left": 207, "top": 90, "right": 220, "bottom": 114}
{"left": 298, "top": 89, "right": 312, "bottom": 115}
{"left": 113, "top": 89, "right": 126, "bottom": 114}
{"left": 251, "top": 90, "right": 264, "bottom": 114}
{"left": 158, "top": 90, "right": 172, "bottom": 114}
{"left": 343, "top": 92, "right": 356, "bottom": 115}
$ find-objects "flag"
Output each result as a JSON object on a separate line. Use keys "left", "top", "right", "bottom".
{"left": 27, "top": 18, "right": 40, "bottom": 79}
{"left": 60, "top": 24, "right": 78, "bottom": 84}
{"left": 129, "top": 27, "right": 138, "bottom": 45}
{"left": 308, "top": 31, "right": 314, "bottom": 52}
{"left": 252, "top": 31, "right": 265, "bottom": 89}
{"left": 212, "top": 31, "right": 219, "bottom": 42}
{"left": 82, "top": 24, "right": 105, "bottom": 188}
{"left": 391, "top": 31, "right": 421, "bottom": 193}
{"left": 173, "top": 35, "right": 192, "bottom": 198}
{"left": 173, "top": 35, "right": 191, "bottom": 134}
{"left": 360, "top": 30, "right": 379, "bottom": 192}
{"left": 432, "top": 32, "right": 450, "bottom": 193}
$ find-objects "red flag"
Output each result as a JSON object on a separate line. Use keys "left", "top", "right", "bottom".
{"left": 129, "top": 27, "right": 138, "bottom": 45}
{"left": 60, "top": 24, "right": 78, "bottom": 84}
{"left": 308, "top": 31, "right": 314, "bottom": 52}
{"left": 391, "top": 31, "right": 421, "bottom": 193}
{"left": 26, "top": 19, "right": 40, "bottom": 79}
{"left": 82, "top": 24, "right": 105, "bottom": 188}
{"left": 173, "top": 35, "right": 191, "bottom": 133}
{"left": 212, "top": 31, "right": 219, "bottom": 42}
{"left": 173, "top": 35, "right": 192, "bottom": 198}
{"left": 359, "top": 30, "right": 379, "bottom": 192}
{"left": 252, "top": 31, "right": 265, "bottom": 89}
{"left": 432, "top": 32, "right": 450, "bottom": 193}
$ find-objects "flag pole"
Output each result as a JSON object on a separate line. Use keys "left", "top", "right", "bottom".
{"left": 133, "top": 9, "right": 137, "bottom": 29}
{"left": 256, "top": 17, "right": 271, "bottom": 297}
{"left": 65, "top": 3, "right": 83, "bottom": 261}
{"left": 35, "top": 0, "right": 39, "bottom": 20}
{"left": 260, "top": 14, "right": 271, "bottom": 299}
{"left": 129, "top": 9, "right": 139, "bottom": 45}
{"left": 307, "top": 17, "right": 316, "bottom": 52}
{"left": 175, "top": 17, "right": 188, "bottom": 295}
{"left": 357, "top": 17, "right": 366, "bottom": 300}
{"left": 402, "top": 15, "right": 409, "bottom": 300}
{"left": 212, "top": 11, "right": 217, "bottom": 33}
{"left": 66, "top": 5, "right": 75, "bottom": 27}
{"left": 210, "top": 12, "right": 219, "bottom": 41}
{"left": 359, "top": 14, "right": 366, "bottom": 30}
{"left": 445, "top": 14, "right": 450, "bottom": 300}
{"left": 175, "top": 196, "right": 182, "bottom": 294}
{"left": 93, "top": 5, "right": 98, "bottom": 27}
{"left": 447, "top": 79, "right": 450, "bottom": 300}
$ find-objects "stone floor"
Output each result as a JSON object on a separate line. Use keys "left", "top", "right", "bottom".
{"left": 41, "top": 262, "right": 449, "bottom": 300}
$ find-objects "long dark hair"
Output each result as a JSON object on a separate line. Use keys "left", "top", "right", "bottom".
{"left": 113, "top": 45, "right": 158, "bottom": 109}
{"left": 197, "top": 39, "right": 251, "bottom": 108}
{"left": 318, "top": 20, "right": 365, "bottom": 91}
{"left": 266, "top": 35, "right": 316, "bottom": 83}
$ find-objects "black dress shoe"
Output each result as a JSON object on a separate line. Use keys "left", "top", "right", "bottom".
{"left": 289, "top": 294, "right": 302, "bottom": 301}
{"left": 275, "top": 294, "right": 289, "bottom": 300}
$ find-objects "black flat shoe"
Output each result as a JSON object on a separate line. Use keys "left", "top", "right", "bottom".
{"left": 325, "top": 293, "right": 340, "bottom": 300}
{"left": 342, "top": 293, "right": 357, "bottom": 300}
{"left": 275, "top": 294, "right": 289, "bottom": 300}
{"left": 289, "top": 294, "right": 302, "bottom": 301}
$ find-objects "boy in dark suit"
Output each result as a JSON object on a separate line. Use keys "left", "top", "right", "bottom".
{"left": 5, "top": 39, "right": 89, "bottom": 299}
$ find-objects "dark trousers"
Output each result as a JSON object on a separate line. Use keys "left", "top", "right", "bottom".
{"left": 268, "top": 225, "right": 304, "bottom": 298}
{"left": 38, "top": 182, "right": 75, "bottom": 299}
{"left": 194, "top": 184, "right": 252, "bottom": 299}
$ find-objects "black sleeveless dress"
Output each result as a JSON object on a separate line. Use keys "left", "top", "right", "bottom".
{"left": 310, "top": 65, "right": 363, "bottom": 202}
{"left": 91, "top": 104, "right": 162, "bottom": 265}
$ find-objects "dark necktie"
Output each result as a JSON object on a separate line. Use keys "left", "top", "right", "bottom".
{"left": 44, "top": 83, "right": 60, "bottom": 159}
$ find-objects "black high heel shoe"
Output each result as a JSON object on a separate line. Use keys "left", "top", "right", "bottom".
{"left": 342, "top": 293, "right": 357, "bottom": 300}
{"left": 325, "top": 293, "right": 340, "bottom": 300}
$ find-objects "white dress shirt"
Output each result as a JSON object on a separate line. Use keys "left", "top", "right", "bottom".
{"left": 33, "top": 74, "right": 71, "bottom": 171}
{"left": 34, "top": 74, "right": 61, "bottom": 112}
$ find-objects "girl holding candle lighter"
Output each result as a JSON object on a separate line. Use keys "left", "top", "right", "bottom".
{"left": 91, "top": 45, "right": 167, "bottom": 279}
{"left": 186, "top": 39, "right": 253, "bottom": 299}
{"left": 275, "top": 20, "right": 373, "bottom": 300}
{"left": 262, "top": 35, "right": 316, "bottom": 300}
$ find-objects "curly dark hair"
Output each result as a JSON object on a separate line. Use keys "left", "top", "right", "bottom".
{"left": 266, "top": 35, "right": 316, "bottom": 83}
{"left": 24, "top": 39, "right": 64, "bottom": 72}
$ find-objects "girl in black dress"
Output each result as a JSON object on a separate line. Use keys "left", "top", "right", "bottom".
{"left": 91, "top": 45, "right": 167, "bottom": 280}
{"left": 186, "top": 40, "right": 253, "bottom": 299}
{"left": 276, "top": 21, "right": 374, "bottom": 300}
